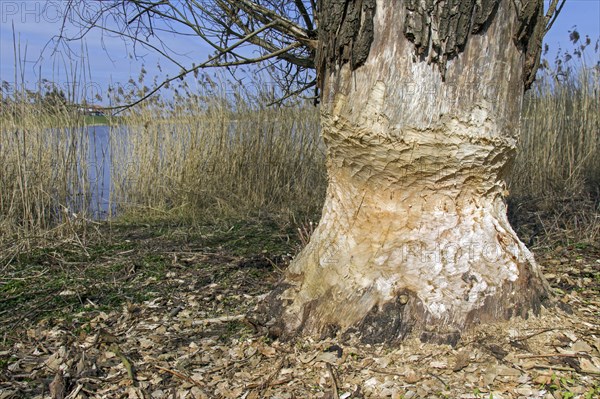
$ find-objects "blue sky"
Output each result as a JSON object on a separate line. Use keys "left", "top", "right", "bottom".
{"left": 1, "top": 1, "right": 598, "bottom": 105}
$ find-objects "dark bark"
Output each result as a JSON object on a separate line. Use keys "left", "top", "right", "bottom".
{"left": 402, "top": 0, "right": 544, "bottom": 87}
{"left": 403, "top": 0, "right": 500, "bottom": 76}
{"left": 316, "top": 0, "right": 544, "bottom": 91}
{"left": 514, "top": 0, "right": 546, "bottom": 89}
{"left": 315, "top": 0, "right": 377, "bottom": 90}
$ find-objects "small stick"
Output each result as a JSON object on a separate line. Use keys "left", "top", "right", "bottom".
{"left": 428, "top": 372, "right": 448, "bottom": 389}
{"left": 64, "top": 384, "right": 83, "bottom": 399}
{"left": 327, "top": 363, "right": 340, "bottom": 399}
{"left": 511, "top": 327, "right": 560, "bottom": 342}
{"left": 192, "top": 314, "right": 246, "bottom": 325}
{"left": 246, "top": 356, "right": 285, "bottom": 391}
{"left": 516, "top": 353, "right": 580, "bottom": 359}
{"left": 367, "top": 368, "right": 406, "bottom": 377}
{"left": 109, "top": 344, "right": 135, "bottom": 383}
{"left": 155, "top": 365, "right": 207, "bottom": 388}
{"left": 533, "top": 364, "right": 600, "bottom": 375}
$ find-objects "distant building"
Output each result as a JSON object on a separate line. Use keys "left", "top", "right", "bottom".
{"left": 78, "top": 105, "right": 105, "bottom": 116}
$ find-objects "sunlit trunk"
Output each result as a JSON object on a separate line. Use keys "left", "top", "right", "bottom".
{"left": 260, "top": 0, "right": 550, "bottom": 344}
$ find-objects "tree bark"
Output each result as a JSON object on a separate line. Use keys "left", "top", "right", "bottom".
{"left": 259, "top": 0, "right": 550, "bottom": 345}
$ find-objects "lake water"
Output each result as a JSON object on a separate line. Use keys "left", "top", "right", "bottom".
{"left": 86, "top": 124, "right": 113, "bottom": 219}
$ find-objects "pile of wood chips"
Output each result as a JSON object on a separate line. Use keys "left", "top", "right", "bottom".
{"left": 1, "top": 246, "right": 599, "bottom": 399}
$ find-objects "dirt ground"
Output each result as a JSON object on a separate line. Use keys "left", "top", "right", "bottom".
{"left": 1, "top": 221, "right": 599, "bottom": 399}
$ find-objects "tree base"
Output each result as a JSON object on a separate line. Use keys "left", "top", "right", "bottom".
{"left": 255, "top": 112, "right": 552, "bottom": 346}
{"left": 257, "top": 278, "right": 549, "bottom": 346}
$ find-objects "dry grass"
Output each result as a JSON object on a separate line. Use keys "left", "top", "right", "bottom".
{"left": 508, "top": 38, "right": 600, "bottom": 244}
{"left": 0, "top": 101, "right": 98, "bottom": 248}
{"left": 0, "top": 38, "right": 108, "bottom": 257}
{"left": 110, "top": 81, "right": 325, "bottom": 223}
{"left": 512, "top": 60, "right": 599, "bottom": 199}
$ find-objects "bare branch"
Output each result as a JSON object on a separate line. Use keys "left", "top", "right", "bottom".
{"left": 294, "top": 0, "right": 315, "bottom": 32}
{"left": 106, "top": 30, "right": 304, "bottom": 112}
{"left": 544, "top": 0, "right": 567, "bottom": 35}
{"left": 59, "top": 0, "right": 318, "bottom": 109}
{"left": 266, "top": 78, "right": 316, "bottom": 107}
{"left": 232, "top": 0, "right": 314, "bottom": 46}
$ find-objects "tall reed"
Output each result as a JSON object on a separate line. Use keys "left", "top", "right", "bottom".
{"left": 0, "top": 39, "right": 100, "bottom": 249}
{"left": 0, "top": 99, "right": 97, "bottom": 245}
{"left": 110, "top": 78, "right": 325, "bottom": 223}
{"left": 508, "top": 36, "right": 599, "bottom": 242}
{"left": 511, "top": 39, "right": 599, "bottom": 201}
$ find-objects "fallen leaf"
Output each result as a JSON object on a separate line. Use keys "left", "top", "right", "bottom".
{"left": 497, "top": 365, "right": 521, "bottom": 376}
{"left": 49, "top": 370, "right": 65, "bottom": 399}
{"left": 405, "top": 368, "right": 421, "bottom": 383}
{"left": 258, "top": 346, "right": 276, "bottom": 358}
{"left": 572, "top": 340, "right": 593, "bottom": 353}
{"left": 452, "top": 350, "right": 470, "bottom": 372}
{"left": 315, "top": 351, "right": 339, "bottom": 365}
{"left": 580, "top": 358, "right": 600, "bottom": 373}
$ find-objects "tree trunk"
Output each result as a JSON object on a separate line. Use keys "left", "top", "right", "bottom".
{"left": 259, "top": 0, "right": 551, "bottom": 345}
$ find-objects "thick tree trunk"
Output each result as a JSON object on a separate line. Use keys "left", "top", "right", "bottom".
{"left": 260, "top": 0, "right": 550, "bottom": 345}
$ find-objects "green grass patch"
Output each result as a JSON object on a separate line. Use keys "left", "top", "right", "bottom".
{"left": 196, "top": 218, "right": 298, "bottom": 256}
{"left": 0, "top": 219, "right": 295, "bottom": 344}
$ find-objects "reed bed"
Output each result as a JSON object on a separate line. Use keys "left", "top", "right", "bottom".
{"left": 1, "top": 39, "right": 598, "bottom": 251}
{"left": 508, "top": 39, "right": 600, "bottom": 243}
{"left": 0, "top": 99, "right": 100, "bottom": 248}
{"left": 512, "top": 53, "right": 599, "bottom": 199}
{"left": 110, "top": 81, "right": 325, "bottom": 223}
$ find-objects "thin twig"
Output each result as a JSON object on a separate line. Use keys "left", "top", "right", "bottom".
{"left": 246, "top": 356, "right": 286, "bottom": 391}
{"left": 155, "top": 365, "right": 207, "bottom": 388}
{"left": 367, "top": 368, "right": 406, "bottom": 377}
{"left": 516, "top": 353, "right": 580, "bottom": 359}
{"left": 511, "top": 327, "right": 561, "bottom": 342}
{"left": 192, "top": 314, "right": 246, "bottom": 326}
{"left": 534, "top": 364, "right": 600, "bottom": 375}
{"left": 327, "top": 363, "right": 340, "bottom": 399}
{"left": 109, "top": 344, "right": 135, "bottom": 383}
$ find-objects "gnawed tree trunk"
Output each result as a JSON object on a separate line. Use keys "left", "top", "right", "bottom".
{"left": 259, "top": 0, "right": 551, "bottom": 345}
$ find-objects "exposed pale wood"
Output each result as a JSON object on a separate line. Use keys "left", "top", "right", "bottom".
{"left": 192, "top": 314, "right": 246, "bottom": 326}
